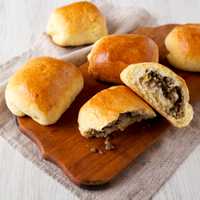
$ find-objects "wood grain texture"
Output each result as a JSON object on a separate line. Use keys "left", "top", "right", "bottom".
{"left": 1, "top": 0, "right": 200, "bottom": 199}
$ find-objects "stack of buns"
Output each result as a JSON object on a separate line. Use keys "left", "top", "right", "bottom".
{"left": 5, "top": 1, "right": 198, "bottom": 139}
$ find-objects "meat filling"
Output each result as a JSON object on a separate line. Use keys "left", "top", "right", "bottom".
{"left": 142, "top": 70, "right": 184, "bottom": 119}
{"left": 87, "top": 112, "right": 144, "bottom": 137}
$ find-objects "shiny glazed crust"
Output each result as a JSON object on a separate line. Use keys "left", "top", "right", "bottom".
{"left": 5, "top": 57, "right": 84, "bottom": 125}
{"left": 88, "top": 34, "right": 159, "bottom": 84}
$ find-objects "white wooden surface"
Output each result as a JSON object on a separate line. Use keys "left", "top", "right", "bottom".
{"left": 1, "top": 0, "right": 200, "bottom": 199}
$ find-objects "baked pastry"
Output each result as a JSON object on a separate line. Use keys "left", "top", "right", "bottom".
{"left": 134, "top": 24, "right": 178, "bottom": 61}
{"left": 165, "top": 24, "right": 200, "bottom": 71}
{"left": 88, "top": 34, "right": 159, "bottom": 84}
{"left": 5, "top": 57, "right": 83, "bottom": 125}
{"left": 120, "top": 62, "right": 193, "bottom": 128}
{"left": 78, "top": 85, "right": 156, "bottom": 137}
{"left": 47, "top": 1, "right": 108, "bottom": 46}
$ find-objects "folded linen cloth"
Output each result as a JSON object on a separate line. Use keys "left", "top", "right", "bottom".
{"left": 1, "top": 1, "right": 200, "bottom": 200}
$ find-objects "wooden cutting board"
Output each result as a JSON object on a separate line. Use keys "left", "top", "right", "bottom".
{"left": 17, "top": 61, "right": 200, "bottom": 187}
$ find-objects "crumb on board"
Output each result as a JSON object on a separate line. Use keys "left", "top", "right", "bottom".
{"left": 104, "top": 137, "right": 115, "bottom": 150}
{"left": 89, "top": 137, "right": 116, "bottom": 154}
{"left": 98, "top": 149, "right": 103, "bottom": 154}
{"left": 90, "top": 147, "right": 98, "bottom": 153}
{"left": 90, "top": 147, "right": 104, "bottom": 154}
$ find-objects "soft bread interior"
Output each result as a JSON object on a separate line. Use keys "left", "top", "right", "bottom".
{"left": 120, "top": 63, "right": 193, "bottom": 127}
{"left": 84, "top": 111, "right": 153, "bottom": 138}
{"left": 78, "top": 85, "right": 156, "bottom": 138}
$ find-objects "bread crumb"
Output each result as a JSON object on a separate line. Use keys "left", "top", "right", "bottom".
{"left": 104, "top": 137, "right": 115, "bottom": 150}
{"left": 98, "top": 149, "right": 103, "bottom": 154}
{"left": 90, "top": 147, "right": 98, "bottom": 153}
{"left": 90, "top": 147, "right": 104, "bottom": 154}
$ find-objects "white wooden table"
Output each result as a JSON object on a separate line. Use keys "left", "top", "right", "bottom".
{"left": 1, "top": 0, "right": 200, "bottom": 199}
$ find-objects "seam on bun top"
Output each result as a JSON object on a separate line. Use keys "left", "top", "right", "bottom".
{"left": 47, "top": 1, "right": 108, "bottom": 46}
{"left": 88, "top": 34, "right": 159, "bottom": 84}
{"left": 165, "top": 24, "right": 200, "bottom": 71}
{"left": 5, "top": 57, "right": 84, "bottom": 125}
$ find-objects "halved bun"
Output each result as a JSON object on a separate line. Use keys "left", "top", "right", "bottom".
{"left": 120, "top": 62, "right": 193, "bottom": 127}
{"left": 78, "top": 85, "right": 156, "bottom": 137}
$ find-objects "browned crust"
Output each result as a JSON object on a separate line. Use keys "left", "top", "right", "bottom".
{"left": 88, "top": 34, "right": 159, "bottom": 84}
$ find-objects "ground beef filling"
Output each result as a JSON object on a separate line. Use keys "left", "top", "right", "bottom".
{"left": 143, "top": 70, "right": 184, "bottom": 119}
{"left": 87, "top": 112, "right": 144, "bottom": 137}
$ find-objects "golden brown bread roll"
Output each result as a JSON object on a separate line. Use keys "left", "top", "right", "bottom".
{"left": 5, "top": 57, "right": 83, "bottom": 125}
{"left": 88, "top": 34, "right": 159, "bottom": 84}
{"left": 120, "top": 62, "right": 193, "bottom": 128}
{"left": 47, "top": 1, "right": 108, "bottom": 46}
{"left": 165, "top": 24, "right": 200, "bottom": 71}
{"left": 78, "top": 85, "right": 156, "bottom": 137}
{"left": 134, "top": 24, "right": 178, "bottom": 61}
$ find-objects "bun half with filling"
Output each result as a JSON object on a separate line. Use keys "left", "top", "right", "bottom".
{"left": 78, "top": 85, "right": 156, "bottom": 137}
{"left": 120, "top": 62, "right": 193, "bottom": 127}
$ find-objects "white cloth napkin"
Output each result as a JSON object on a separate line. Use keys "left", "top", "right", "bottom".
{"left": 1, "top": 1, "right": 200, "bottom": 200}
{"left": 32, "top": 1, "right": 155, "bottom": 65}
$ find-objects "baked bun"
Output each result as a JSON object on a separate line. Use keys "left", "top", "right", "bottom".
{"left": 120, "top": 62, "right": 193, "bottom": 128}
{"left": 134, "top": 24, "right": 178, "bottom": 61}
{"left": 5, "top": 57, "right": 83, "bottom": 125}
{"left": 47, "top": 1, "right": 108, "bottom": 46}
{"left": 88, "top": 34, "right": 159, "bottom": 84}
{"left": 165, "top": 24, "right": 200, "bottom": 71}
{"left": 78, "top": 85, "right": 156, "bottom": 137}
